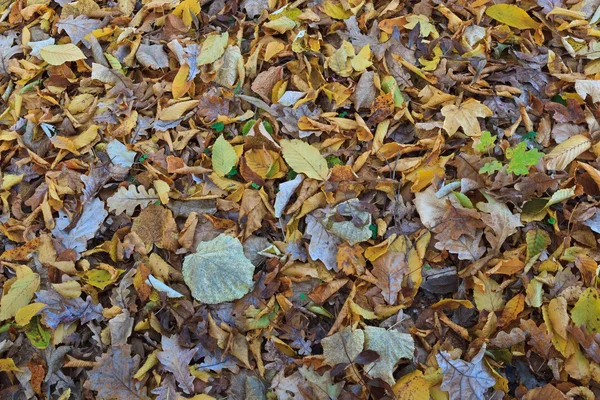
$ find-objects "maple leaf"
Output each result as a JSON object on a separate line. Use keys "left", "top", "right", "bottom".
{"left": 363, "top": 326, "right": 414, "bottom": 385}
{"left": 371, "top": 250, "right": 407, "bottom": 305}
{"left": 441, "top": 99, "right": 492, "bottom": 137}
{"left": 87, "top": 344, "right": 147, "bottom": 400}
{"left": 157, "top": 335, "right": 197, "bottom": 394}
{"left": 436, "top": 344, "right": 495, "bottom": 400}
{"left": 305, "top": 214, "right": 342, "bottom": 271}
{"left": 505, "top": 142, "right": 544, "bottom": 176}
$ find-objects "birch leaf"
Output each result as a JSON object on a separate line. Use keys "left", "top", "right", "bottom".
{"left": 0, "top": 270, "right": 40, "bottom": 321}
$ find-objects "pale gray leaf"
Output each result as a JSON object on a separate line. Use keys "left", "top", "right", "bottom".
{"left": 52, "top": 198, "right": 107, "bottom": 254}
{"left": 363, "top": 326, "right": 414, "bottom": 385}
{"left": 436, "top": 344, "right": 496, "bottom": 400}
{"left": 274, "top": 174, "right": 304, "bottom": 218}
{"left": 136, "top": 44, "right": 169, "bottom": 69}
{"left": 157, "top": 335, "right": 197, "bottom": 394}
{"left": 56, "top": 15, "right": 104, "bottom": 46}
{"left": 305, "top": 214, "right": 341, "bottom": 271}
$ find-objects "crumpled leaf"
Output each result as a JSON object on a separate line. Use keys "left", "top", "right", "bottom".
{"left": 36, "top": 289, "right": 105, "bottom": 329}
{"left": 182, "top": 234, "right": 255, "bottom": 304}
{"left": 436, "top": 344, "right": 495, "bottom": 400}
{"left": 52, "top": 198, "right": 107, "bottom": 254}
{"left": 157, "top": 335, "right": 197, "bottom": 394}
{"left": 305, "top": 214, "right": 342, "bottom": 271}
{"left": 363, "top": 326, "right": 415, "bottom": 385}
{"left": 0, "top": 32, "right": 22, "bottom": 75}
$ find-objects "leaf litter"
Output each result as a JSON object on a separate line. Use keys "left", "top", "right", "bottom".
{"left": 0, "top": 0, "right": 600, "bottom": 399}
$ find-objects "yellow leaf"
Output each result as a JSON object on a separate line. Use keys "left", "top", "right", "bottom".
{"left": 0, "top": 358, "right": 22, "bottom": 373}
{"left": 197, "top": 32, "right": 229, "bottom": 66}
{"left": 52, "top": 280, "right": 82, "bottom": 299}
{"left": 172, "top": 0, "right": 201, "bottom": 26}
{"left": 118, "top": 0, "right": 135, "bottom": 15}
{"left": 263, "top": 17, "right": 296, "bottom": 33}
{"left": 321, "top": 0, "right": 352, "bottom": 20}
{"left": 264, "top": 41, "right": 285, "bottom": 62}
{"left": 472, "top": 272, "right": 505, "bottom": 312}
{"left": 153, "top": 180, "right": 170, "bottom": 204}
{"left": 280, "top": 139, "right": 329, "bottom": 181}
{"left": 544, "top": 134, "right": 591, "bottom": 171}
{"left": 392, "top": 370, "right": 431, "bottom": 400}
{"left": 172, "top": 64, "right": 191, "bottom": 99}
{"left": 15, "top": 302, "right": 46, "bottom": 326}
{"left": 571, "top": 288, "right": 600, "bottom": 334}
{"left": 72, "top": 125, "right": 99, "bottom": 149}
{"left": 211, "top": 135, "right": 237, "bottom": 177}
{"left": 40, "top": 44, "right": 86, "bottom": 66}
{"left": 159, "top": 100, "right": 199, "bottom": 121}
{"left": 188, "top": 395, "right": 217, "bottom": 400}
{"left": 485, "top": 4, "right": 541, "bottom": 30}
{"left": 441, "top": 99, "right": 492, "bottom": 137}
{"left": 1, "top": 174, "right": 23, "bottom": 190}
{"left": 0, "top": 272, "right": 40, "bottom": 321}
{"left": 351, "top": 45, "right": 372, "bottom": 72}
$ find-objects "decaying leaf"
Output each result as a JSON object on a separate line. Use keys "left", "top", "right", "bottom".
{"left": 437, "top": 344, "right": 496, "bottom": 400}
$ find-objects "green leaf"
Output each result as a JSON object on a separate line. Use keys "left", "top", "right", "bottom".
{"left": 363, "top": 326, "right": 415, "bottom": 385}
{"left": 571, "top": 288, "right": 600, "bottom": 334}
{"left": 242, "top": 120, "right": 256, "bottom": 135}
{"left": 211, "top": 135, "right": 237, "bottom": 177}
{"left": 262, "top": 120, "right": 273, "bottom": 134}
{"left": 506, "top": 142, "right": 544, "bottom": 176}
{"left": 453, "top": 191, "right": 474, "bottom": 209}
{"left": 474, "top": 131, "right": 496, "bottom": 153}
{"left": 211, "top": 122, "right": 225, "bottom": 132}
{"left": 326, "top": 155, "right": 342, "bottom": 167}
{"left": 479, "top": 160, "right": 502, "bottom": 175}
{"left": 526, "top": 229, "right": 551, "bottom": 261}
{"left": 182, "top": 234, "right": 255, "bottom": 304}
{"left": 24, "top": 316, "right": 51, "bottom": 349}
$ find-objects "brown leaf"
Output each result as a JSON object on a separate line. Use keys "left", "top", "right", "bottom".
{"left": 371, "top": 251, "right": 407, "bottom": 305}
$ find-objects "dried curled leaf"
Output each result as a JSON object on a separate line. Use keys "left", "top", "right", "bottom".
{"left": 544, "top": 134, "right": 591, "bottom": 171}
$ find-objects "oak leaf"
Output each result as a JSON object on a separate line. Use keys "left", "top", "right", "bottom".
{"left": 157, "top": 335, "right": 197, "bottom": 394}
{"left": 107, "top": 185, "right": 159, "bottom": 217}
{"left": 87, "top": 344, "right": 146, "bottom": 400}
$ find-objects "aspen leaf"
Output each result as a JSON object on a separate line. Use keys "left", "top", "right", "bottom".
{"left": 280, "top": 139, "right": 329, "bottom": 180}
{"left": 182, "top": 234, "right": 255, "bottom": 304}
{"left": 485, "top": 4, "right": 541, "bottom": 30}
{"left": 40, "top": 44, "right": 86, "bottom": 65}
{"left": 211, "top": 135, "right": 237, "bottom": 177}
